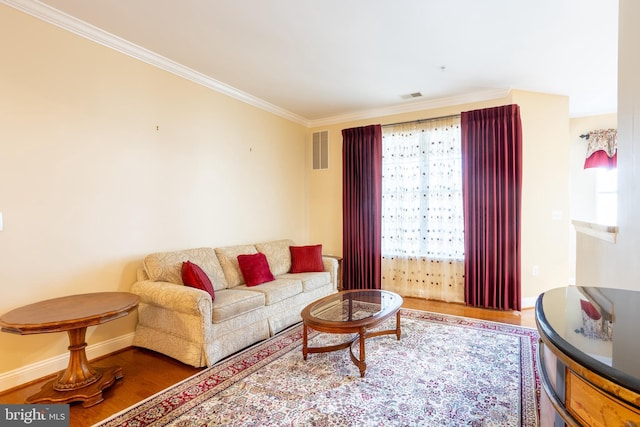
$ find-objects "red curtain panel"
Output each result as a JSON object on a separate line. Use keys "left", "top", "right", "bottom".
{"left": 461, "top": 105, "right": 522, "bottom": 311}
{"left": 342, "top": 124, "right": 382, "bottom": 290}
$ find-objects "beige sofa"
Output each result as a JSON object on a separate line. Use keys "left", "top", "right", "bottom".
{"left": 131, "top": 239, "right": 338, "bottom": 367}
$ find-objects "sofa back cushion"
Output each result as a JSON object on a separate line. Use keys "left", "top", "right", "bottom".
{"left": 143, "top": 247, "right": 228, "bottom": 291}
{"left": 254, "top": 239, "right": 295, "bottom": 276}
{"left": 215, "top": 244, "right": 258, "bottom": 287}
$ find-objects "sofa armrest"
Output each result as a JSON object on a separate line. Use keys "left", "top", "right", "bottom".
{"left": 131, "top": 280, "right": 212, "bottom": 317}
{"left": 322, "top": 256, "right": 339, "bottom": 291}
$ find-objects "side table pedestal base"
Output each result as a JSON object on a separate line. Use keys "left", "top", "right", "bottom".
{"left": 26, "top": 366, "right": 123, "bottom": 408}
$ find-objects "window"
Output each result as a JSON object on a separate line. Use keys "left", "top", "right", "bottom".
{"left": 381, "top": 117, "right": 464, "bottom": 260}
{"left": 596, "top": 168, "right": 617, "bottom": 225}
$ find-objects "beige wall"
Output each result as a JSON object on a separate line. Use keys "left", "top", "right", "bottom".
{"left": 1, "top": 0, "right": 615, "bottom": 384}
{"left": 0, "top": 6, "right": 309, "bottom": 374}
{"left": 575, "top": 0, "right": 640, "bottom": 291}
{"left": 309, "top": 90, "right": 572, "bottom": 306}
{"left": 512, "top": 91, "right": 571, "bottom": 301}
{"left": 568, "top": 113, "right": 617, "bottom": 280}
{"left": 569, "top": 113, "right": 618, "bottom": 224}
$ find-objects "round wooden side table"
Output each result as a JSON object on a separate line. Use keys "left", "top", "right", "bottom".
{"left": 0, "top": 292, "right": 139, "bottom": 407}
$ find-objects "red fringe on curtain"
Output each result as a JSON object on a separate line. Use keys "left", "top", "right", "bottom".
{"left": 342, "top": 124, "right": 382, "bottom": 290}
{"left": 461, "top": 105, "right": 522, "bottom": 311}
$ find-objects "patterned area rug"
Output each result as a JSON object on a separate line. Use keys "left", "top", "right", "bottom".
{"left": 96, "top": 310, "right": 539, "bottom": 426}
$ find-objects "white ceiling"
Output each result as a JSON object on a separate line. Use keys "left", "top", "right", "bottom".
{"left": 9, "top": 0, "right": 619, "bottom": 125}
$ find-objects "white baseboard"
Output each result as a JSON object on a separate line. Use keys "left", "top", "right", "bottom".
{"left": 0, "top": 332, "right": 135, "bottom": 393}
{"left": 521, "top": 296, "right": 538, "bottom": 309}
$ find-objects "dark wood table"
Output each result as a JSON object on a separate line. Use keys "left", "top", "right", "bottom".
{"left": 536, "top": 286, "right": 640, "bottom": 426}
{"left": 301, "top": 289, "right": 402, "bottom": 377}
{"left": 0, "top": 292, "right": 139, "bottom": 407}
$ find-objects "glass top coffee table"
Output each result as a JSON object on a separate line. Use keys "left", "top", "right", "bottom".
{"left": 300, "top": 289, "right": 403, "bottom": 377}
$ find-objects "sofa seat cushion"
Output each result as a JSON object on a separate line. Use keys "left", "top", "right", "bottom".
{"left": 232, "top": 278, "right": 302, "bottom": 306}
{"left": 279, "top": 272, "right": 331, "bottom": 292}
{"left": 212, "top": 289, "right": 265, "bottom": 323}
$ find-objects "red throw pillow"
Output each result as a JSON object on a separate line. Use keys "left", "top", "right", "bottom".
{"left": 290, "top": 244, "right": 324, "bottom": 273}
{"left": 181, "top": 261, "right": 215, "bottom": 301}
{"left": 237, "top": 252, "right": 275, "bottom": 286}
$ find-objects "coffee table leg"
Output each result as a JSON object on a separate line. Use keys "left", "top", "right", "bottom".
{"left": 395, "top": 311, "right": 401, "bottom": 340}
{"left": 302, "top": 323, "right": 308, "bottom": 360}
{"left": 358, "top": 326, "right": 366, "bottom": 378}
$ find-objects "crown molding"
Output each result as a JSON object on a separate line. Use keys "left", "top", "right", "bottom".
{"left": 308, "top": 88, "right": 512, "bottom": 128}
{"left": 1, "top": 0, "right": 311, "bottom": 126}
{"left": 3, "top": 0, "right": 513, "bottom": 129}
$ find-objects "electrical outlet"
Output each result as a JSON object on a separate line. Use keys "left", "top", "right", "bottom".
{"left": 532, "top": 265, "right": 539, "bottom": 276}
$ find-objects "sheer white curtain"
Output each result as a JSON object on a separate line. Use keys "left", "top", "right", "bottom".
{"left": 381, "top": 116, "right": 465, "bottom": 302}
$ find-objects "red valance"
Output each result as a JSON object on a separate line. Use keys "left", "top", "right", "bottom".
{"left": 584, "top": 129, "right": 617, "bottom": 169}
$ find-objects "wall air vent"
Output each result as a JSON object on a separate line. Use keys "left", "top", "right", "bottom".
{"left": 312, "top": 131, "right": 329, "bottom": 170}
{"left": 401, "top": 92, "right": 423, "bottom": 100}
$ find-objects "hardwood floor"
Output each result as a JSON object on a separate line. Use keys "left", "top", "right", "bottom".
{"left": 0, "top": 297, "right": 536, "bottom": 427}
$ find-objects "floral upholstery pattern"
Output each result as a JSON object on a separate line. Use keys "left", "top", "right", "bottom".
{"left": 255, "top": 239, "right": 295, "bottom": 276}
{"left": 279, "top": 271, "right": 331, "bottom": 292}
{"left": 214, "top": 244, "right": 258, "bottom": 287}
{"left": 132, "top": 280, "right": 214, "bottom": 366}
{"left": 133, "top": 280, "right": 212, "bottom": 316}
{"left": 211, "top": 289, "right": 265, "bottom": 323}
{"left": 143, "top": 247, "right": 228, "bottom": 291}
{"left": 233, "top": 278, "right": 302, "bottom": 306}
{"left": 131, "top": 240, "right": 339, "bottom": 367}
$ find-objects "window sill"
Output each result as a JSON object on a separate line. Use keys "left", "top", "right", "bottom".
{"left": 572, "top": 220, "right": 618, "bottom": 243}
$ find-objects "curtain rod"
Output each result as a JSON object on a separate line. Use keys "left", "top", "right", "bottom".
{"left": 381, "top": 113, "right": 461, "bottom": 128}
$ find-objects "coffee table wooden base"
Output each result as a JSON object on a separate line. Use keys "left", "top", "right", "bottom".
{"left": 26, "top": 365, "right": 123, "bottom": 408}
{"left": 303, "top": 310, "right": 401, "bottom": 377}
